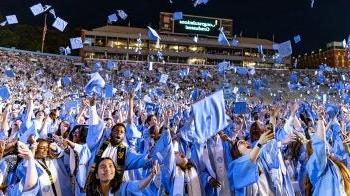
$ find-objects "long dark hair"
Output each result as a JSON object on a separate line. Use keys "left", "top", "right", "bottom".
{"left": 68, "top": 125, "right": 88, "bottom": 144}
{"left": 230, "top": 141, "right": 243, "bottom": 160}
{"left": 86, "top": 157, "right": 123, "bottom": 195}
{"left": 55, "top": 121, "right": 71, "bottom": 139}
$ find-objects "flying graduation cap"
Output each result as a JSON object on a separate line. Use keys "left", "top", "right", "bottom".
{"left": 173, "top": 12, "right": 183, "bottom": 20}
{"left": 52, "top": 17, "right": 68, "bottom": 32}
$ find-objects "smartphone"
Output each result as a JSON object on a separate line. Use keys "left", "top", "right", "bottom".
{"left": 266, "top": 123, "right": 274, "bottom": 132}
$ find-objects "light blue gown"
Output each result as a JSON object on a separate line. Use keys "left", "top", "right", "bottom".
{"left": 306, "top": 135, "right": 346, "bottom": 196}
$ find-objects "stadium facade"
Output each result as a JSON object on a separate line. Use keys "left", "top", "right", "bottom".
{"left": 297, "top": 41, "right": 349, "bottom": 69}
{"left": 81, "top": 12, "right": 291, "bottom": 68}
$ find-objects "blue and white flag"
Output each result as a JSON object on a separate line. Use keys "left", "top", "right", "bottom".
{"left": 218, "top": 27, "right": 230, "bottom": 46}
{"left": 191, "top": 90, "right": 229, "bottom": 144}
{"left": 85, "top": 72, "right": 106, "bottom": 95}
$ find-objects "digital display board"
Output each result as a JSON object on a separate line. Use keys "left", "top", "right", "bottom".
{"left": 174, "top": 16, "right": 220, "bottom": 36}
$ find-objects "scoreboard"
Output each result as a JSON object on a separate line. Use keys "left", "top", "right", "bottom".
{"left": 160, "top": 12, "right": 233, "bottom": 37}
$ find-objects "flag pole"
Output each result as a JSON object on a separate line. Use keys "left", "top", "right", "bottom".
{"left": 41, "top": 13, "right": 47, "bottom": 53}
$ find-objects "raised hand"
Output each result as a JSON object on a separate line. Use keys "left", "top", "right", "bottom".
{"left": 151, "top": 162, "right": 160, "bottom": 177}
{"left": 257, "top": 130, "right": 274, "bottom": 145}
{"left": 209, "top": 177, "right": 221, "bottom": 188}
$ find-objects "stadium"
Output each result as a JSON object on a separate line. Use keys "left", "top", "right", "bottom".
{"left": 0, "top": 1, "right": 350, "bottom": 196}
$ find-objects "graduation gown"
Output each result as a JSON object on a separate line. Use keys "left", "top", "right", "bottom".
{"left": 306, "top": 135, "right": 347, "bottom": 196}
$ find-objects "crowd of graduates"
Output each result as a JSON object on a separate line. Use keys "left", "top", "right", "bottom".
{"left": 0, "top": 48, "right": 350, "bottom": 196}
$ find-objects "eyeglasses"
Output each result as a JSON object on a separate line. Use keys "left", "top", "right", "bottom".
{"left": 237, "top": 140, "right": 247, "bottom": 146}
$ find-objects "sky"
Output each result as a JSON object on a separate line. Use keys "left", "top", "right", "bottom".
{"left": 0, "top": 0, "right": 350, "bottom": 55}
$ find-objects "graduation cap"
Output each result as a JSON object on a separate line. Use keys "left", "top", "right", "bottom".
{"left": 63, "top": 75, "right": 71, "bottom": 87}
{"left": 105, "top": 83, "right": 115, "bottom": 98}
{"left": 275, "top": 40, "right": 292, "bottom": 58}
{"left": 134, "top": 81, "right": 142, "bottom": 92}
{"left": 117, "top": 10, "right": 128, "bottom": 20}
{"left": 178, "top": 69, "right": 186, "bottom": 79}
{"left": 193, "top": 35, "right": 199, "bottom": 43}
{"left": 342, "top": 94, "right": 350, "bottom": 105}
{"left": 108, "top": 13, "right": 118, "bottom": 24}
{"left": 193, "top": 0, "right": 209, "bottom": 6}
{"left": 123, "top": 70, "right": 132, "bottom": 78}
{"left": 85, "top": 72, "right": 106, "bottom": 96}
{"left": 191, "top": 89, "right": 200, "bottom": 101}
{"left": 159, "top": 74, "right": 169, "bottom": 84}
{"left": 201, "top": 70, "right": 211, "bottom": 79}
{"left": 43, "top": 90, "right": 54, "bottom": 100}
{"left": 156, "top": 51, "right": 164, "bottom": 61}
{"left": 106, "top": 60, "right": 116, "bottom": 71}
{"left": 233, "top": 102, "right": 248, "bottom": 114}
{"left": 147, "top": 26, "right": 160, "bottom": 41}
{"left": 218, "top": 27, "right": 230, "bottom": 46}
{"left": 94, "top": 62, "right": 102, "bottom": 71}
{"left": 236, "top": 67, "right": 249, "bottom": 76}
{"left": 145, "top": 102, "right": 158, "bottom": 113}
{"left": 0, "top": 86, "right": 11, "bottom": 101}
{"left": 325, "top": 104, "right": 339, "bottom": 119}
{"left": 6, "top": 15, "right": 18, "bottom": 25}
{"left": 63, "top": 46, "right": 71, "bottom": 55}
{"left": 52, "top": 17, "right": 68, "bottom": 32}
{"left": 30, "top": 3, "right": 45, "bottom": 16}
{"left": 289, "top": 72, "right": 298, "bottom": 84}
{"left": 218, "top": 61, "right": 229, "bottom": 75}
{"left": 70, "top": 37, "right": 83, "bottom": 49}
{"left": 335, "top": 81, "right": 345, "bottom": 91}
{"left": 173, "top": 12, "right": 183, "bottom": 20}
{"left": 294, "top": 35, "right": 301, "bottom": 44}
{"left": 5, "top": 69, "right": 15, "bottom": 77}
{"left": 231, "top": 35, "right": 239, "bottom": 47}
{"left": 316, "top": 71, "right": 326, "bottom": 85}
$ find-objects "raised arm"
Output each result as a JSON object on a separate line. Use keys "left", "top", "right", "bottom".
{"left": 1, "top": 104, "right": 11, "bottom": 133}
{"left": 18, "top": 144, "right": 38, "bottom": 191}
{"left": 249, "top": 130, "right": 274, "bottom": 163}
{"left": 138, "top": 162, "right": 159, "bottom": 189}
{"left": 127, "top": 92, "right": 135, "bottom": 124}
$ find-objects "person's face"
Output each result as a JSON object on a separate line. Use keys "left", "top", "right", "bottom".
{"left": 149, "top": 116, "right": 158, "bottom": 127}
{"left": 237, "top": 140, "right": 250, "bottom": 154}
{"left": 110, "top": 126, "right": 125, "bottom": 146}
{"left": 140, "top": 114, "right": 146, "bottom": 124}
{"left": 35, "top": 141, "right": 49, "bottom": 159}
{"left": 150, "top": 126, "right": 160, "bottom": 141}
{"left": 72, "top": 129, "right": 81, "bottom": 143}
{"left": 36, "top": 111, "right": 45, "bottom": 119}
{"left": 12, "top": 119, "right": 22, "bottom": 130}
{"left": 54, "top": 110, "right": 60, "bottom": 117}
{"left": 105, "top": 119, "right": 113, "bottom": 128}
{"left": 97, "top": 159, "right": 115, "bottom": 183}
{"left": 175, "top": 152, "right": 188, "bottom": 169}
{"left": 60, "top": 122, "right": 69, "bottom": 134}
